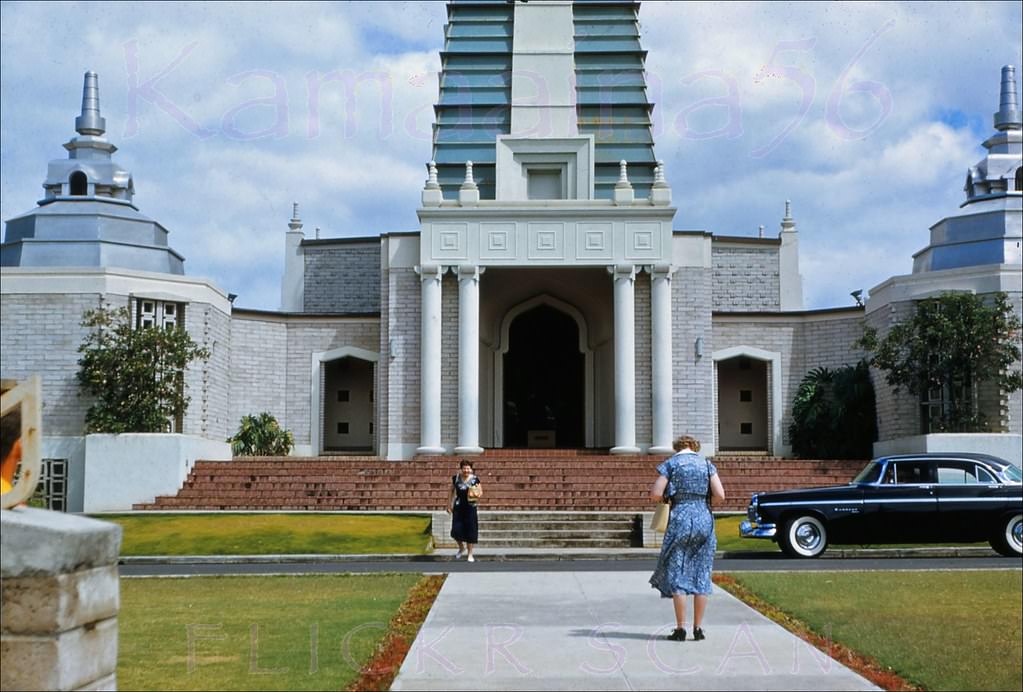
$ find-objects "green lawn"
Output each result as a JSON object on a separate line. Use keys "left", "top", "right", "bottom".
{"left": 726, "top": 570, "right": 1023, "bottom": 691}
{"left": 103, "top": 513, "right": 432, "bottom": 556}
{"left": 714, "top": 515, "right": 776, "bottom": 552}
{"left": 119, "top": 574, "right": 421, "bottom": 691}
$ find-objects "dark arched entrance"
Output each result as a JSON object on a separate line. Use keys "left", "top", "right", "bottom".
{"left": 503, "top": 304, "right": 584, "bottom": 447}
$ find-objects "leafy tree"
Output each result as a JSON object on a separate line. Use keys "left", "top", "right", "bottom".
{"left": 858, "top": 291, "right": 1023, "bottom": 432}
{"left": 228, "top": 412, "right": 294, "bottom": 456}
{"left": 76, "top": 306, "right": 210, "bottom": 433}
{"left": 789, "top": 362, "right": 877, "bottom": 458}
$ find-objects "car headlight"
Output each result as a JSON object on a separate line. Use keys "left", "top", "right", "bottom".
{"left": 748, "top": 494, "right": 760, "bottom": 522}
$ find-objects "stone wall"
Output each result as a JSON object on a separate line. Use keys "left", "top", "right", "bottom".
{"left": 672, "top": 267, "right": 714, "bottom": 446}
{"left": 711, "top": 242, "right": 780, "bottom": 312}
{"left": 634, "top": 272, "right": 652, "bottom": 446}
{"left": 866, "top": 300, "right": 923, "bottom": 441}
{"left": 1, "top": 508, "right": 122, "bottom": 691}
{"left": 0, "top": 292, "right": 108, "bottom": 436}
{"left": 228, "top": 316, "right": 289, "bottom": 431}
{"left": 380, "top": 267, "right": 421, "bottom": 456}
{"left": 302, "top": 241, "right": 381, "bottom": 314}
{"left": 182, "top": 302, "right": 232, "bottom": 440}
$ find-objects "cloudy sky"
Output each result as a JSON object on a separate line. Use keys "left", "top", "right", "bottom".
{"left": 2, "top": 1, "right": 1020, "bottom": 310}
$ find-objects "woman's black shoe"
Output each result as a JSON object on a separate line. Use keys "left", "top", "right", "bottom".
{"left": 693, "top": 628, "right": 705, "bottom": 641}
{"left": 667, "top": 627, "right": 686, "bottom": 641}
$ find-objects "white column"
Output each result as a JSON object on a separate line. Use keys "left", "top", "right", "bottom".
{"left": 455, "top": 265, "right": 484, "bottom": 455}
{"left": 417, "top": 265, "right": 445, "bottom": 455}
{"left": 609, "top": 264, "right": 640, "bottom": 454}
{"left": 650, "top": 264, "right": 675, "bottom": 454}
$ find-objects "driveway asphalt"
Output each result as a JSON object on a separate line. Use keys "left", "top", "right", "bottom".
{"left": 389, "top": 570, "right": 878, "bottom": 691}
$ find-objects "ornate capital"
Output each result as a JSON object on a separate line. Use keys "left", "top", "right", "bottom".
{"left": 415, "top": 264, "right": 444, "bottom": 284}
{"left": 608, "top": 263, "right": 637, "bottom": 283}
{"left": 457, "top": 264, "right": 484, "bottom": 284}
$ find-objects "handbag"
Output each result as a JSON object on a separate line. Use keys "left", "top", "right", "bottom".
{"left": 705, "top": 459, "right": 713, "bottom": 510}
{"left": 650, "top": 501, "right": 669, "bottom": 532}
{"left": 467, "top": 481, "right": 483, "bottom": 503}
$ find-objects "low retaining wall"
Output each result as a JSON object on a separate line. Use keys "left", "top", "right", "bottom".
{"left": 83, "top": 433, "right": 231, "bottom": 512}
{"left": 1, "top": 508, "right": 122, "bottom": 691}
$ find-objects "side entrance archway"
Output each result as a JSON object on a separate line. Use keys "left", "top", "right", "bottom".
{"left": 494, "top": 295, "right": 594, "bottom": 448}
{"left": 310, "top": 346, "right": 378, "bottom": 455}
{"left": 713, "top": 346, "right": 782, "bottom": 455}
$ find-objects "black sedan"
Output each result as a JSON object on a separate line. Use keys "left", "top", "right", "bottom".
{"left": 739, "top": 453, "right": 1023, "bottom": 558}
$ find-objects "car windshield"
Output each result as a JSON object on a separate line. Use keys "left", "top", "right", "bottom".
{"left": 852, "top": 462, "right": 882, "bottom": 484}
{"left": 1004, "top": 464, "right": 1023, "bottom": 483}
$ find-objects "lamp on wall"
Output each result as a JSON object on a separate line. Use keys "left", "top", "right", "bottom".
{"left": 695, "top": 336, "right": 704, "bottom": 359}
{"left": 850, "top": 289, "right": 864, "bottom": 307}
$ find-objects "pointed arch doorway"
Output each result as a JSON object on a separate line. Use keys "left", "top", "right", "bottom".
{"left": 494, "top": 295, "right": 594, "bottom": 448}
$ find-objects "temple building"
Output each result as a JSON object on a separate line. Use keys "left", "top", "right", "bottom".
{"left": 1, "top": 1, "right": 1020, "bottom": 512}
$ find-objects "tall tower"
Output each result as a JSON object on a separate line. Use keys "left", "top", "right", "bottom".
{"left": 431, "top": 0, "right": 657, "bottom": 201}
{"left": 1, "top": 72, "right": 185, "bottom": 274}
{"left": 912, "top": 65, "right": 1023, "bottom": 273}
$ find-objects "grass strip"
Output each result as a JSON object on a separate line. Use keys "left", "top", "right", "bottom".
{"left": 119, "top": 573, "right": 421, "bottom": 691}
{"left": 103, "top": 513, "right": 432, "bottom": 555}
{"left": 716, "top": 571, "right": 1023, "bottom": 691}
{"left": 713, "top": 574, "right": 921, "bottom": 691}
{"left": 347, "top": 574, "right": 447, "bottom": 692}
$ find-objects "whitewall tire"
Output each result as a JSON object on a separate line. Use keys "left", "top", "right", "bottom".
{"left": 781, "top": 515, "right": 828, "bottom": 558}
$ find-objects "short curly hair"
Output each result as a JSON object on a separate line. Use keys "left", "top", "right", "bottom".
{"left": 672, "top": 435, "right": 701, "bottom": 453}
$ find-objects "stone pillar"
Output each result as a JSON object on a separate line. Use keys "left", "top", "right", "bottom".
{"left": 455, "top": 265, "right": 484, "bottom": 455}
{"left": 1, "top": 508, "right": 122, "bottom": 691}
{"left": 650, "top": 264, "right": 674, "bottom": 454}
{"left": 417, "top": 265, "right": 445, "bottom": 455}
{"left": 610, "top": 264, "right": 640, "bottom": 454}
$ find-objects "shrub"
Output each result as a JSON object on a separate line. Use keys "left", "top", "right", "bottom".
{"left": 858, "top": 292, "right": 1022, "bottom": 432}
{"left": 789, "top": 361, "right": 877, "bottom": 459}
{"left": 76, "top": 306, "right": 209, "bottom": 433}
{"left": 228, "top": 412, "right": 294, "bottom": 456}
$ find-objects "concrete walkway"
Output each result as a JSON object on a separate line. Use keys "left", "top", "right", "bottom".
{"left": 390, "top": 571, "right": 878, "bottom": 691}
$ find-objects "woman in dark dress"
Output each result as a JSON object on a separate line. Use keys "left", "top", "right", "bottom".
{"left": 446, "top": 459, "right": 481, "bottom": 562}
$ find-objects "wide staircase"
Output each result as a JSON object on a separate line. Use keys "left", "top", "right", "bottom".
{"left": 134, "top": 452, "right": 866, "bottom": 547}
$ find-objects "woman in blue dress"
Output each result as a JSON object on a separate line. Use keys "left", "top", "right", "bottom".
{"left": 446, "top": 459, "right": 482, "bottom": 562}
{"left": 649, "top": 435, "right": 726, "bottom": 641}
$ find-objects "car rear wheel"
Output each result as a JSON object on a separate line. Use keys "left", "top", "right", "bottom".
{"left": 780, "top": 515, "right": 828, "bottom": 558}
{"left": 990, "top": 514, "right": 1023, "bottom": 557}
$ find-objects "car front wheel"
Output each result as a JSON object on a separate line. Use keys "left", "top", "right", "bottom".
{"left": 780, "top": 515, "right": 828, "bottom": 558}
{"left": 991, "top": 513, "right": 1023, "bottom": 557}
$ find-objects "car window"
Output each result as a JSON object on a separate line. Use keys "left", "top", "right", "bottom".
{"left": 1005, "top": 465, "right": 1023, "bottom": 483}
{"left": 853, "top": 462, "right": 882, "bottom": 483}
{"left": 893, "top": 461, "right": 934, "bottom": 484}
{"left": 936, "top": 462, "right": 978, "bottom": 484}
{"left": 975, "top": 466, "right": 996, "bottom": 483}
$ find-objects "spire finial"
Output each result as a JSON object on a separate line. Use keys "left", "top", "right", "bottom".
{"left": 615, "top": 159, "right": 631, "bottom": 188}
{"left": 288, "top": 202, "right": 303, "bottom": 231}
{"left": 461, "top": 160, "right": 477, "bottom": 190}
{"left": 426, "top": 161, "right": 440, "bottom": 190}
{"left": 75, "top": 71, "right": 106, "bottom": 136}
{"left": 994, "top": 65, "right": 1022, "bottom": 132}
{"left": 758, "top": 224, "right": 765, "bottom": 238}
{"left": 652, "top": 160, "right": 667, "bottom": 187}
{"left": 780, "top": 200, "right": 796, "bottom": 233}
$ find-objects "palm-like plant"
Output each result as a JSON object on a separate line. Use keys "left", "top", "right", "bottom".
{"left": 789, "top": 361, "right": 877, "bottom": 458}
{"left": 228, "top": 412, "right": 294, "bottom": 456}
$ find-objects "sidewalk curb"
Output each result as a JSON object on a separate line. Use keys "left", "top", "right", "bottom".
{"left": 119, "top": 545, "right": 1000, "bottom": 565}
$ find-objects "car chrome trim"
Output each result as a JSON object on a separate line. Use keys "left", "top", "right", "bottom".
{"left": 759, "top": 499, "right": 863, "bottom": 507}
{"left": 739, "top": 521, "right": 776, "bottom": 538}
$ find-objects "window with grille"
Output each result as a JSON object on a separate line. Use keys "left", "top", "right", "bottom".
{"left": 136, "top": 299, "right": 184, "bottom": 329}
{"left": 31, "top": 458, "right": 68, "bottom": 511}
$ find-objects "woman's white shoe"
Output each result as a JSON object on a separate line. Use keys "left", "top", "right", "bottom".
{"left": 466, "top": 555, "right": 475, "bottom": 562}
{"left": 454, "top": 549, "right": 464, "bottom": 560}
